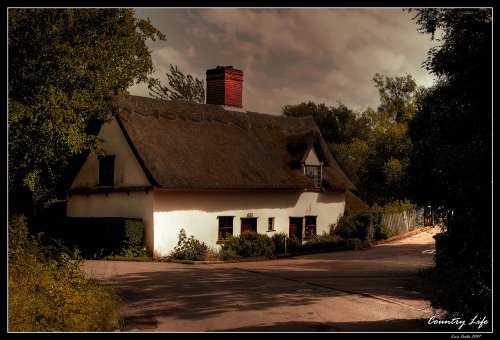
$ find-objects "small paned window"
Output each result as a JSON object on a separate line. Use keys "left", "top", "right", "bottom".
{"left": 218, "top": 216, "right": 234, "bottom": 241}
{"left": 304, "top": 216, "right": 317, "bottom": 240}
{"left": 268, "top": 217, "right": 275, "bottom": 231}
{"left": 305, "top": 165, "right": 321, "bottom": 188}
{"left": 99, "top": 155, "right": 115, "bottom": 186}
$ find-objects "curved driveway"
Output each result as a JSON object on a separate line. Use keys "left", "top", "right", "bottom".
{"left": 82, "top": 227, "right": 441, "bottom": 332}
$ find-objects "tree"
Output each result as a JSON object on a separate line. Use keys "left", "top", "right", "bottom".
{"left": 281, "top": 74, "right": 422, "bottom": 205}
{"left": 8, "top": 9, "right": 165, "bottom": 214}
{"left": 148, "top": 64, "right": 205, "bottom": 103}
{"left": 407, "top": 8, "right": 492, "bottom": 320}
{"left": 282, "top": 101, "right": 358, "bottom": 145}
{"left": 372, "top": 73, "right": 426, "bottom": 123}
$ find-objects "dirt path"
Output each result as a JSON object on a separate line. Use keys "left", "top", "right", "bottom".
{"left": 82, "top": 226, "right": 443, "bottom": 332}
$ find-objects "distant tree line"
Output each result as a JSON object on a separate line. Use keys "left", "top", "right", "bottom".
{"left": 282, "top": 72, "right": 425, "bottom": 206}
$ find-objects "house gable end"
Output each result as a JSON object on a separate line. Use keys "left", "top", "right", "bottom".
{"left": 69, "top": 117, "right": 153, "bottom": 190}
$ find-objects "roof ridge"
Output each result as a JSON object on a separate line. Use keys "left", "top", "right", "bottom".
{"left": 113, "top": 94, "right": 318, "bottom": 132}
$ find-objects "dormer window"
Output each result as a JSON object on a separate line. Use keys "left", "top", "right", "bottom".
{"left": 305, "top": 165, "right": 322, "bottom": 188}
{"left": 99, "top": 155, "right": 115, "bottom": 186}
{"left": 304, "top": 146, "right": 323, "bottom": 188}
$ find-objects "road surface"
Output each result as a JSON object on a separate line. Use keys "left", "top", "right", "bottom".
{"left": 82, "top": 226, "right": 442, "bottom": 332}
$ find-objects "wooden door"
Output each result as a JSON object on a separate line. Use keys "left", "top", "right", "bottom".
{"left": 241, "top": 218, "right": 257, "bottom": 233}
{"left": 289, "top": 217, "right": 303, "bottom": 241}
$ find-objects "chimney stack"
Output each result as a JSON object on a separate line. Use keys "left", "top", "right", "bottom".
{"left": 206, "top": 66, "right": 243, "bottom": 108}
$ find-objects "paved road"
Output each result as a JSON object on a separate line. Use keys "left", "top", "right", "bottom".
{"left": 82, "top": 226, "right": 441, "bottom": 332}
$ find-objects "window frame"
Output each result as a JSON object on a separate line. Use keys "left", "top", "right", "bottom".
{"left": 267, "top": 217, "right": 275, "bottom": 232}
{"left": 217, "top": 216, "right": 234, "bottom": 241}
{"left": 304, "top": 215, "right": 317, "bottom": 240}
{"left": 305, "top": 165, "right": 322, "bottom": 188}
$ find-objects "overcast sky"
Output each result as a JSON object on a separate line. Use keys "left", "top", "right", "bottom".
{"left": 128, "top": 8, "right": 438, "bottom": 114}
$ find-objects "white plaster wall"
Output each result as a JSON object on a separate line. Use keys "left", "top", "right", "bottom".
{"left": 152, "top": 190, "right": 345, "bottom": 256}
{"left": 66, "top": 191, "right": 155, "bottom": 251}
{"left": 70, "top": 118, "right": 150, "bottom": 189}
{"left": 305, "top": 148, "right": 321, "bottom": 165}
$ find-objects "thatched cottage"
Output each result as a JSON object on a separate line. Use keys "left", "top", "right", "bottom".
{"left": 66, "top": 66, "right": 357, "bottom": 256}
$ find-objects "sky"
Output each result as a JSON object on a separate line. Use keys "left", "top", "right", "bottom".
{"left": 128, "top": 8, "right": 439, "bottom": 115}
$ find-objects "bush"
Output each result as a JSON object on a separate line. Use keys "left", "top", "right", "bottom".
{"left": 374, "top": 223, "right": 396, "bottom": 241}
{"left": 354, "top": 211, "right": 374, "bottom": 242}
{"left": 331, "top": 215, "right": 358, "bottom": 239}
{"left": 8, "top": 214, "right": 121, "bottom": 332}
{"left": 300, "top": 233, "right": 340, "bottom": 251}
{"left": 170, "top": 229, "right": 208, "bottom": 261}
{"left": 219, "top": 246, "right": 240, "bottom": 261}
{"left": 119, "top": 219, "right": 149, "bottom": 257}
{"left": 271, "top": 232, "right": 301, "bottom": 254}
{"left": 271, "top": 232, "right": 287, "bottom": 254}
{"left": 220, "top": 231, "right": 275, "bottom": 259}
{"left": 332, "top": 211, "right": 374, "bottom": 242}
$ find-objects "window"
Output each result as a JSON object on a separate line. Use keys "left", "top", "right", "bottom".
{"left": 268, "top": 217, "right": 275, "bottom": 231}
{"left": 218, "top": 216, "right": 234, "bottom": 241}
{"left": 304, "top": 216, "right": 317, "bottom": 240}
{"left": 99, "top": 155, "right": 115, "bottom": 186}
{"left": 241, "top": 218, "right": 257, "bottom": 233}
{"left": 305, "top": 165, "right": 321, "bottom": 188}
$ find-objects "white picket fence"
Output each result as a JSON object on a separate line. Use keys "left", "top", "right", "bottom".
{"left": 381, "top": 208, "right": 424, "bottom": 234}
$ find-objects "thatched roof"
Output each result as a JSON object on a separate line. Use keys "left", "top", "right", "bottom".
{"left": 345, "top": 190, "right": 370, "bottom": 214}
{"left": 112, "top": 95, "right": 356, "bottom": 192}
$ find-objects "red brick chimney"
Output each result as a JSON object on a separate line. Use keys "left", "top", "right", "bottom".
{"left": 206, "top": 66, "right": 243, "bottom": 108}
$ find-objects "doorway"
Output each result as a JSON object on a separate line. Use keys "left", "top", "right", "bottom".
{"left": 289, "top": 217, "right": 303, "bottom": 241}
{"left": 240, "top": 218, "right": 257, "bottom": 233}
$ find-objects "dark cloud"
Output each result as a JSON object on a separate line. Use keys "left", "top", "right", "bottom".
{"left": 129, "top": 8, "right": 437, "bottom": 114}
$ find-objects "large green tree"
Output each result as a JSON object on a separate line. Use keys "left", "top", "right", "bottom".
{"left": 407, "top": 8, "right": 492, "bottom": 320}
{"left": 356, "top": 74, "right": 424, "bottom": 204}
{"left": 8, "top": 9, "right": 165, "bottom": 214}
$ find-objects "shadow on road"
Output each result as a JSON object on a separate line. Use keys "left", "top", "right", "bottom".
{"left": 86, "top": 235, "right": 440, "bottom": 332}
{"left": 90, "top": 241, "right": 439, "bottom": 332}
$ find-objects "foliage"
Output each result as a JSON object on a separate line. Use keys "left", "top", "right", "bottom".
{"left": 421, "top": 263, "right": 491, "bottom": 330}
{"left": 331, "top": 211, "right": 377, "bottom": 242}
{"left": 120, "top": 219, "right": 149, "bottom": 257}
{"left": 30, "top": 217, "right": 149, "bottom": 259}
{"left": 218, "top": 246, "right": 240, "bottom": 261}
{"left": 380, "top": 199, "right": 418, "bottom": 214}
{"left": 282, "top": 101, "right": 362, "bottom": 145}
{"left": 271, "top": 232, "right": 301, "bottom": 254}
{"left": 205, "top": 248, "right": 221, "bottom": 262}
{"left": 407, "top": 8, "right": 492, "bottom": 319}
{"left": 372, "top": 73, "right": 424, "bottom": 123}
{"left": 355, "top": 211, "right": 374, "bottom": 242}
{"left": 8, "top": 214, "right": 121, "bottom": 332}
{"left": 219, "top": 231, "right": 275, "bottom": 260}
{"left": 356, "top": 106, "right": 414, "bottom": 205}
{"left": 331, "top": 137, "right": 369, "bottom": 185}
{"left": 283, "top": 73, "right": 423, "bottom": 206}
{"left": 373, "top": 223, "right": 395, "bottom": 241}
{"left": 331, "top": 216, "right": 358, "bottom": 240}
{"left": 149, "top": 64, "right": 205, "bottom": 103}
{"left": 300, "top": 233, "right": 352, "bottom": 252}
{"left": 8, "top": 9, "right": 165, "bottom": 214}
{"left": 169, "top": 228, "right": 208, "bottom": 261}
